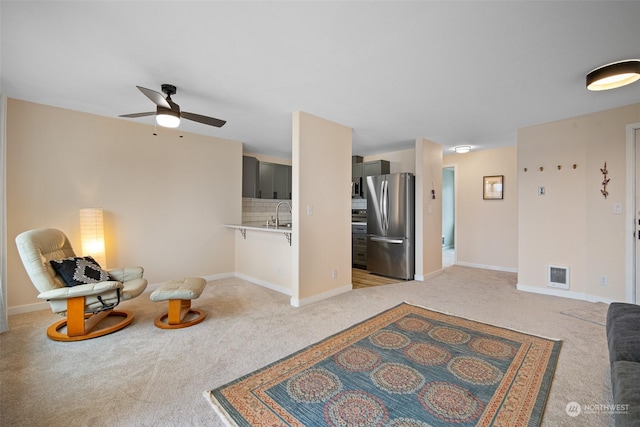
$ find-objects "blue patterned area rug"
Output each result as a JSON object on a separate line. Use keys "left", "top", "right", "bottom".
{"left": 204, "top": 303, "right": 561, "bottom": 427}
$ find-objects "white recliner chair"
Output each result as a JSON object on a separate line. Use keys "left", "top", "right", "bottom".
{"left": 15, "top": 228, "right": 147, "bottom": 341}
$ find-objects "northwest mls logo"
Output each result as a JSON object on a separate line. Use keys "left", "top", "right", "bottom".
{"left": 566, "top": 401, "right": 630, "bottom": 416}
{"left": 566, "top": 401, "right": 582, "bottom": 417}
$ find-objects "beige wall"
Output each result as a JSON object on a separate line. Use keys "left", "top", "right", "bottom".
{"left": 234, "top": 230, "right": 292, "bottom": 294}
{"left": 292, "top": 111, "right": 352, "bottom": 305}
{"left": 517, "top": 103, "right": 640, "bottom": 302}
{"left": 444, "top": 146, "right": 518, "bottom": 271}
{"left": 364, "top": 148, "right": 416, "bottom": 174}
{"left": 415, "top": 138, "right": 443, "bottom": 278}
{"left": 7, "top": 99, "right": 242, "bottom": 310}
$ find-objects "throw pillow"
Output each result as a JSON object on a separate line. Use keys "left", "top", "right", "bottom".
{"left": 50, "top": 256, "right": 115, "bottom": 287}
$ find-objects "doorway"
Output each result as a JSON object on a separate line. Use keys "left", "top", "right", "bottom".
{"left": 442, "top": 166, "right": 456, "bottom": 267}
{"left": 630, "top": 124, "right": 640, "bottom": 303}
{"left": 625, "top": 122, "right": 640, "bottom": 304}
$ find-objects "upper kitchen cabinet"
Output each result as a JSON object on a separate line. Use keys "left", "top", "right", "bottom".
{"left": 274, "top": 163, "right": 292, "bottom": 200}
{"left": 242, "top": 156, "right": 260, "bottom": 198}
{"left": 259, "top": 162, "right": 275, "bottom": 198}
{"left": 243, "top": 156, "right": 292, "bottom": 199}
{"left": 364, "top": 160, "right": 390, "bottom": 177}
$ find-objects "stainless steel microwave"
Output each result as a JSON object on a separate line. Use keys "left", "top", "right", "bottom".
{"left": 352, "top": 177, "right": 362, "bottom": 198}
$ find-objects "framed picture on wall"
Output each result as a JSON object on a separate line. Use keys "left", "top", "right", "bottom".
{"left": 483, "top": 175, "right": 504, "bottom": 200}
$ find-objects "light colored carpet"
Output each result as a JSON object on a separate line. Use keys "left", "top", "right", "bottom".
{"left": 1, "top": 266, "right": 613, "bottom": 426}
{"left": 560, "top": 302, "right": 608, "bottom": 326}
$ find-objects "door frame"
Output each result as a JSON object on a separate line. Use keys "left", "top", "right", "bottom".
{"left": 625, "top": 121, "right": 640, "bottom": 303}
{"left": 442, "top": 163, "right": 458, "bottom": 266}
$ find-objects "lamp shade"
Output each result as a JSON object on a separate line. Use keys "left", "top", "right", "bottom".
{"left": 80, "top": 208, "right": 106, "bottom": 268}
{"left": 586, "top": 60, "right": 640, "bottom": 91}
{"left": 156, "top": 107, "right": 180, "bottom": 128}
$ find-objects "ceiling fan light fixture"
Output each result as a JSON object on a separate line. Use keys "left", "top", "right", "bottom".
{"left": 156, "top": 108, "right": 180, "bottom": 128}
{"left": 586, "top": 59, "right": 640, "bottom": 91}
{"left": 454, "top": 145, "right": 471, "bottom": 154}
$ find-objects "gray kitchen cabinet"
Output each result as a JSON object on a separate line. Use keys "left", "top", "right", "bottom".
{"left": 242, "top": 156, "right": 260, "bottom": 198}
{"left": 274, "top": 164, "right": 292, "bottom": 199}
{"left": 258, "top": 162, "right": 292, "bottom": 199}
{"left": 352, "top": 223, "right": 367, "bottom": 268}
{"left": 259, "top": 162, "right": 275, "bottom": 199}
{"left": 364, "top": 160, "right": 390, "bottom": 177}
{"left": 352, "top": 162, "right": 363, "bottom": 179}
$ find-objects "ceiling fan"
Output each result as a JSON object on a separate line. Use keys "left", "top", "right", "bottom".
{"left": 119, "top": 84, "right": 226, "bottom": 129}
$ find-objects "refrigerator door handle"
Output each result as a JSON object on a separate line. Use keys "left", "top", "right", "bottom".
{"left": 370, "top": 236, "right": 404, "bottom": 244}
{"left": 380, "top": 181, "right": 384, "bottom": 229}
{"left": 382, "top": 179, "right": 389, "bottom": 230}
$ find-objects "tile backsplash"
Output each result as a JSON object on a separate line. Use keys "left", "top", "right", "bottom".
{"left": 242, "top": 198, "right": 292, "bottom": 224}
{"left": 352, "top": 198, "right": 367, "bottom": 210}
{"left": 243, "top": 197, "right": 365, "bottom": 224}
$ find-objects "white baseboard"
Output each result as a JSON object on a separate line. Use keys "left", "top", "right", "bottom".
{"left": 516, "top": 283, "right": 616, "bottom": 304}
{"left": 8, "top": 301, "right": 50, "bottom": 316}
{"left": 234, "top": 272, "right": 292, "bottom": 296}
{"left": 456, "top": 261, "right": 518, "bottom": 273}
{"left": 414, "top": 269, "right": 445, "bottom": 282}
{"left": 9, "top": 272, "right": 239, "bottom": 315}
{"left": 290, "top": 283, "right": 352, "bottom": 307}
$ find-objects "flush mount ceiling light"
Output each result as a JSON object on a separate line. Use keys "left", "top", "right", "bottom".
{"left": 586, "top": 59, "right": 640, "bottom": 91}
{"left": 454, "top": 145, "right": 471, "bottom": 154}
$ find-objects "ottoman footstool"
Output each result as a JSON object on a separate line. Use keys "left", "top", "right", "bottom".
{"left": 150, "top": 277, "right": 206, "bottom": 329}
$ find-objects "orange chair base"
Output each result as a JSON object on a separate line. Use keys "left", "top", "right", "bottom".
{"left": 154, "top": 299, "right": 205, "bottom": 329}
{"left": 46, "top": 309, "right": 134, "bottom": 342}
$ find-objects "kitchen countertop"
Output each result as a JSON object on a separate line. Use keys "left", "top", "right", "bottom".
{"left": 225, "top": 222, "right": 293, "bottom": 234}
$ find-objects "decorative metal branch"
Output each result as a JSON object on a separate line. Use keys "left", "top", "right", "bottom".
{"left": 600, "top": 162, "right": 610, "bottom": 199}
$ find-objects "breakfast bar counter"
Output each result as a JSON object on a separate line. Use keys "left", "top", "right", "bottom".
{"left": 224, "top": 222, "right": 292, "bottom": 245}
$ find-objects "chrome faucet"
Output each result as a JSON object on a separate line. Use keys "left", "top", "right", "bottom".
{"left": 275, "top": 201, "right": 292, "bottom": 227}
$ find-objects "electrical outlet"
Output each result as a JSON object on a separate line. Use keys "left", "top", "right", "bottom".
{"left": 614, "top": 203, "right": 622, "bottom": 214}
{"left": 331, "top": 270, "right": 337, "bottom": 279}
{"left": 600, "top": 276, "right": 608, "bottom": 286}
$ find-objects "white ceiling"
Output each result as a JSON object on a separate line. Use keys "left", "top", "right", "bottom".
{"left": 2, "top": 1, "right": 639, "bottom": 159}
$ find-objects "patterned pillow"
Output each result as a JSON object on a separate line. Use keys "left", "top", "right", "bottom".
{"left": 50, "top": 256, "right": 115, "bottom": 287}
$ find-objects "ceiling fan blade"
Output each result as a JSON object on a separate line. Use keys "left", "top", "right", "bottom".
{"left": 182, "top": 111, "right": 226, "bottom": 128}
{"left": 136, "top": 86, "right": 171, "bottom": 109}
{"left": 119, "top": 111, "right": 156, "bottom": 118}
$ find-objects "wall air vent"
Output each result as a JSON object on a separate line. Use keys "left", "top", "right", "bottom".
{"left": 548, "top": 265, "right": 570, "bottom": 290}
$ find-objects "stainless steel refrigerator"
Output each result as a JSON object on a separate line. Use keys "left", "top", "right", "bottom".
{"left": 366, "top": 173, "right": 415, "bottom": 280}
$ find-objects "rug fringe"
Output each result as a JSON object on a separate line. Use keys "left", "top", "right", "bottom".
{"left": 403, "top": 300, "right": 563, "bottom": 342}
{"left": 202, "top": 390, "right": 239, "bottom": 427}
